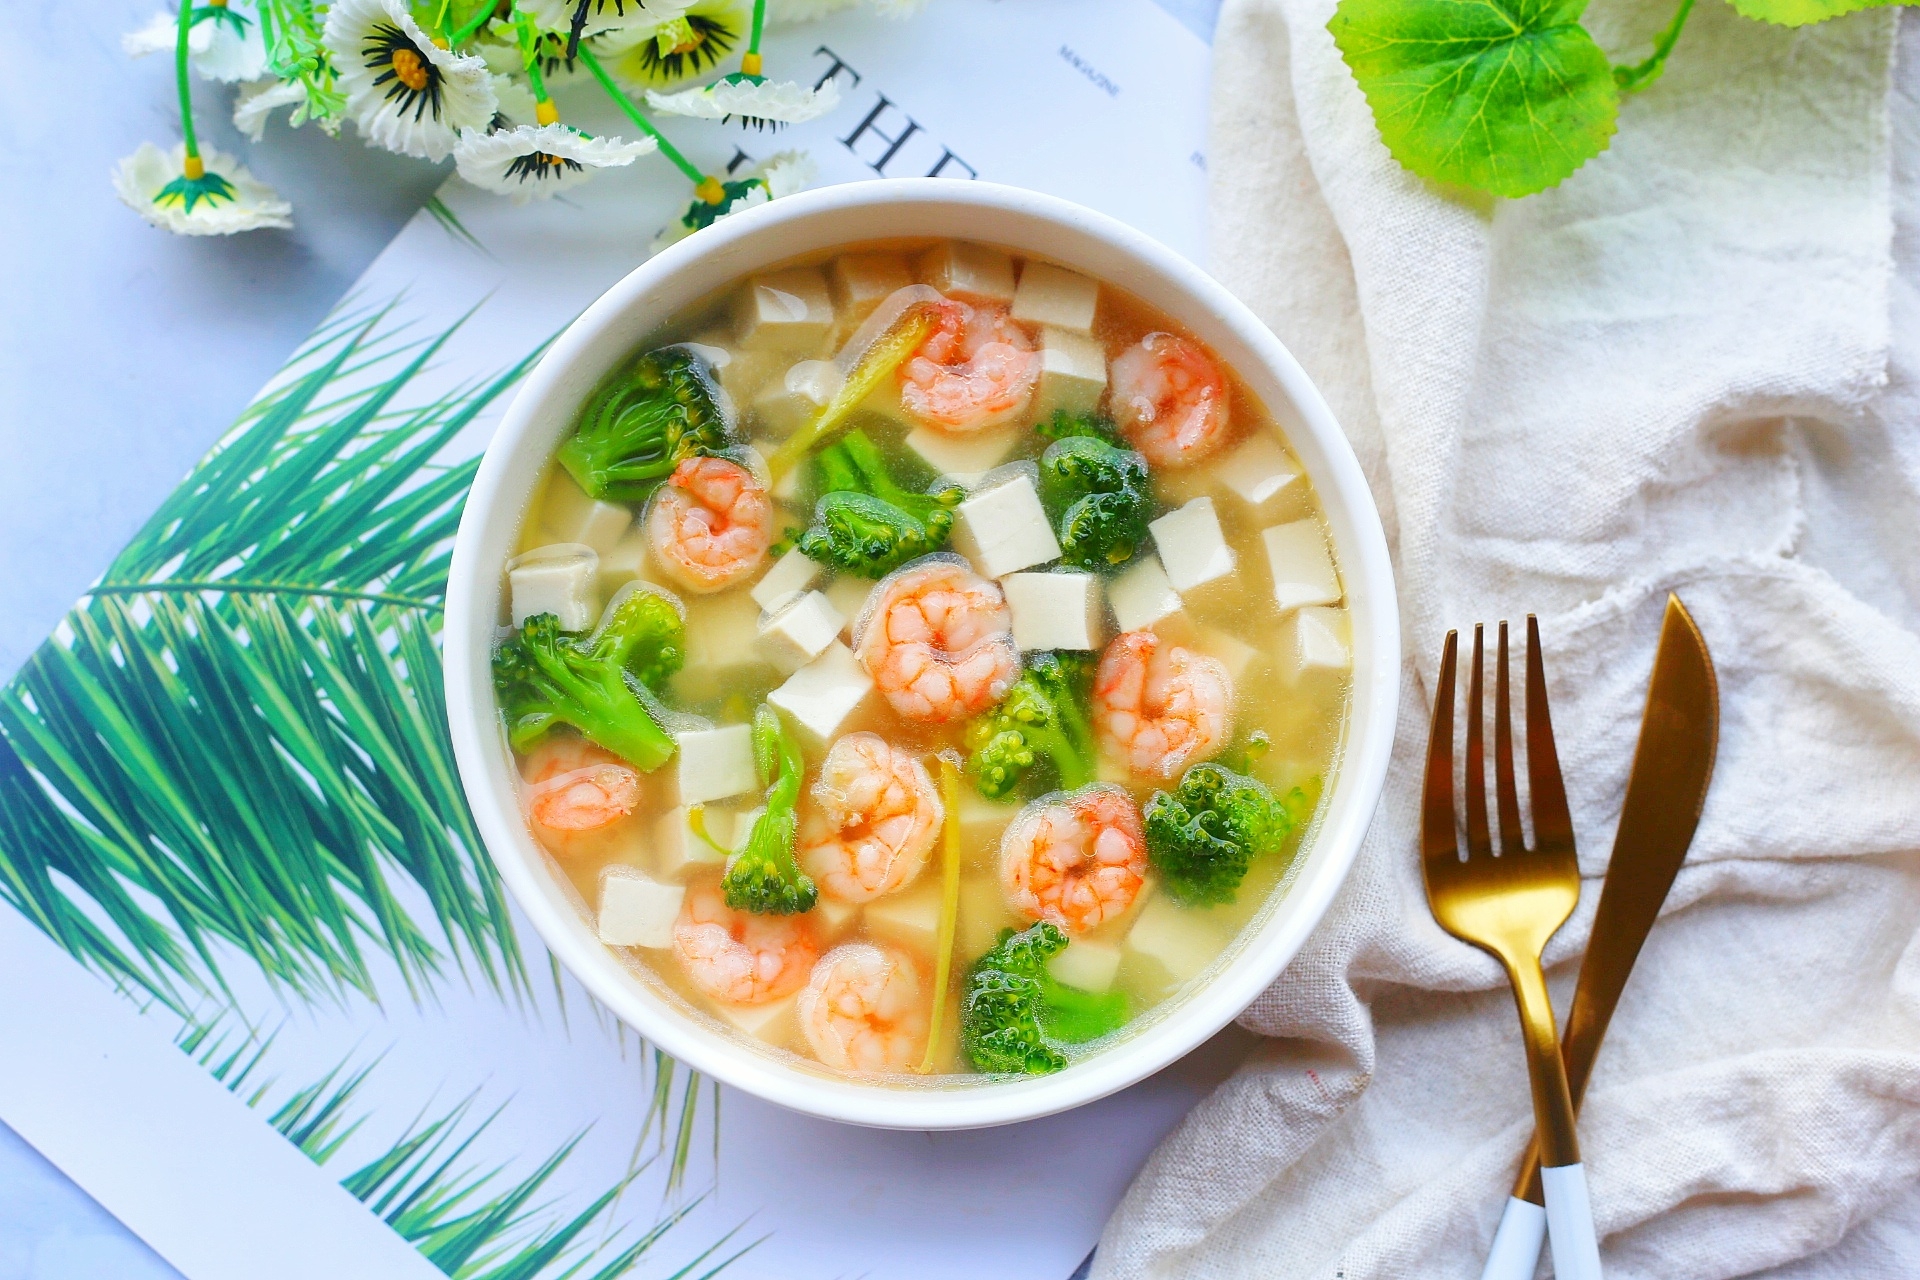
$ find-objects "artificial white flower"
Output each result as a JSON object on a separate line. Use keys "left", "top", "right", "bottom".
{"left": 454, "top": 124, "right": 655, "bottom": 202}
{"left": 123, "top": 3, "right": 268, "bottom": 82}
{"left": 233, "top": 78, "right": 307, "bottom": 141}
{"left": 519, "top": 0, "right": 693, "bottom": 34}
{"left": 652, "top": 149, "right": 814, "bottom": 251}
{"left": 490, "top": 74, "right": 542, "bottom": 127}
{"left": 607, "top": 0, "right": 750, "bottom": 87}
{"left": 112, "top": 142, "right": 292, "bottom": 236}
{"left": 325, "top": 0, "right": 498, "bottom": 161}
{"left": 646, "top": 74, "right": 840, "bottom": 128}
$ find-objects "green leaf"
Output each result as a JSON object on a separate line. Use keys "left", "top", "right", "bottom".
{"left": 1329, "top": 0, "right": 1620, "bottom": 198}
{"left": 1725, "top": 0, "right": 1897, "bottom": 25}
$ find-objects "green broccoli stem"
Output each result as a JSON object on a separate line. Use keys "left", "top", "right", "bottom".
{"left": 722, "top": 706, "right": 818, "bottom": 914}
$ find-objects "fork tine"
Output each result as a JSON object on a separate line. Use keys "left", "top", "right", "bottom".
{"left": 1494, "top": 620, "right": 1524, "bottom": 852}
{"left": 1464, "top": 624, "right": 1493, "bottom": 858}
{"left": 1524, "top": 614, "right": 1575, "bottom": 852}
{"left": 1421, "top": 630, "right": 1460, "bottom": 865}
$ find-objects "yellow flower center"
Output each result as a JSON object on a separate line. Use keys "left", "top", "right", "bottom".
{"left": 391, "top": 47, "right": 430, "bottom": 92}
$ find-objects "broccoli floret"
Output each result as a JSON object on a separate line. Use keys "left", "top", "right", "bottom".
{"left": 964, "top": 652, "right": 1097, "bottom": 800}
{"left": 961, "top": 921, "right": 1130, "bottom": 1074}
{"left": 721, "top": 705, "right": 819, "bottom": 915}
{"left": 492, "top": 591, "right": 686, "bottom": 772}
{"left": 1143, "top": 762, "right": 1313, "bottom": 905}
{"left": 1035, "top": 409, "right": 1122, "bottom": 445}
{"left": 556, "top": 345, "right": 732, "bottom": 502}
{"left": 795, "top": 430, "right": 965, "bottom": 576}
{"left": 1038, "top": 434, "right": 1152, "bottom": 571}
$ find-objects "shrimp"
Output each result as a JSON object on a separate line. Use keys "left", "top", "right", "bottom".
{"left": 855, "top": 557, "right": 1019, "bottom": 723}
{"left": 671, "top": 879, "right": 820, "bottom": 1005}
{"left": 1093, "top": 629, "right": 1233, "bottom": 780}
{"left": 1000, "top": 784, "right": 1147, "bottom": 935}
{"left": 645, "top": 455, "right": 772, "bottom": 594}
{"left": 898, "top": 298, "right": 1041, "bottom": 434}
{"left": 1109, "top": 332, "right": 1231, "bottom": 468}
{"left": 519, "top": 736, "right": 642, "bottom": 852}
{"left": 798, "top": 733, "right": 943, "bottom": 903}
{"left": 797, "top": 942, "right": 931, "bottom": 1075}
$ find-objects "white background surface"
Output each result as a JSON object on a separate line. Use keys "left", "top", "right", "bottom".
{"left": 0, "top": 2, "right": 1224, "bottom": 1276}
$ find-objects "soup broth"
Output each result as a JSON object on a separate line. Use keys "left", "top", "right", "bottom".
{"left": 496, "top": 239, "right": 1351, "bottom": 1083}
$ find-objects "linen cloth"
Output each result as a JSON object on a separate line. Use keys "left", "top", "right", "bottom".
{"left": 1095, "top": 1, "right": 1920, "bottom": 1275}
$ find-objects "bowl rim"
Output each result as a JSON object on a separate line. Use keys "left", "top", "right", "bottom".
{"left": 444, "top": 178, "right": 1399, "bottom": 1130}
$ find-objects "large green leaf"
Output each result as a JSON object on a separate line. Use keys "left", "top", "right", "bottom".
{"left": 1329, "top": 0, "right": 1619, "bottom": 197}
{"left": 1727, "top": 0, "right": 1898, "bottom": 24}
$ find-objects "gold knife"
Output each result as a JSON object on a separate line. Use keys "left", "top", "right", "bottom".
{"left": 1479, "top": 594, "right": 1720, "bottom": 1280}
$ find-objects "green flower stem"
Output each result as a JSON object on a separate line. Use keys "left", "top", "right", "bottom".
{"left": 1613, "top": 0, "right": 1697, "bottom": 93}
{"left": 174, "top": 0, "right": 200, "bottom": 167}
{"left": 578, "top": 45, "right": 708, "bottom": 187}
{"left": 748, "top": 0, "right": 767, "bottom": 58}
{"left": 449, "top": 1, "right": 496, "bottom": 47}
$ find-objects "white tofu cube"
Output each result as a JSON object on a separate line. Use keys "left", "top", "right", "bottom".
{"left": 953, "top": 471, "right": 1061, "bottom": 578}
{"left": 1215, "top": 432, "right": 1303, "bottom": 510}
{"left": 863, "top": 878, "right": 942, "bottom": 952}
{"left": 811, "top": 894, "right": 861, "bottom": 940}
{"left": 540, "top": 471, "right": 632, "bottom": 554}
{"left": 1047, "top": 939, "right": 1123, "bottom": 992}
{"left": 1126, "top": 894, "right": 1226, "bottom": 982}
{"left": 720, "top": 993, "right": 796, "bottom": 1043}
{"left": 597, "top": 868, "right": 685, "bottom": 949}
{"left": 824, "top": 576, "right": 876, "bottom": 637}
{"left": 916, "top": 242, "right": 1015, "bottom": 303}
{"left": 1151, "top": 497, "right": 1236, "bottom": 594}
{"left": 905, "top": 425, "right": 1020, "bottom": 487}
{"left": 651, "top": 805, "right": 731, "bottom": 880}
{"left": 756, "top": 590, "right": 845, "bottom": 672}
{"left": 672, "top": 723, "right": 758, "bottom": 806}
{"left": 669, "top": 591, "right": 773, "bottom": 703}
{"left": 1262, "top": 519, "right": 1342, "bottom": 611}
{"left": 1196, "top": 627, "right": 1261, "bottom": 684}
{"left": 1032, "top": 328, "right": 1108, "bottom": 421}
{"left": 750, "top": 359, "right": 843, "bottom": 439}
{"left": 1107, "top": 555, "right": 1184, "bottom": 633}
{"left": 1012, "top": 262, "right": 1100, "bottom": 334}
{"left": 694, "top": 332, "right": 783, "bottom": 406}
{"left": 1002, "top": 571, "right": 1102, "bottom": 651}
{"left": 1283, "top": 606, "right": 1352, "bottom": 681}
{"left": 958, "top": 876, "right": 1017, "bottom": 959}
{"left": 508, "top": 545, "right": 597, "bottom": 630}
{"left": 734, "top": 267, "right": 834, "bottom": 353}
{"left": 767, "top": 642, "right": 874, "bottom": 744}
{"left": 830, "top": 253, "right": 914, "bottom": 323}
{"left": 956, "top": 789, "right": 1016, "bottom": 854}
{"left": 751, "top": 547, "right": 824, "bottom": 612}
{"left": 596, "top": 528, "right": 652, "bottom": 597}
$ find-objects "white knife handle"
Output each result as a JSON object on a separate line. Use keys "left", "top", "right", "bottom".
{"left": 1541, "top": 1163, "right": 1604, "bottom": 1280}
{"left": 1478, "top": 1195, "right": 1547, "bottom": 1280}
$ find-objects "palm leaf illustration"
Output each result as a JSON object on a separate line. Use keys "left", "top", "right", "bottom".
{"left": 0, "top": 300, "right": 537, "bottom": 1007}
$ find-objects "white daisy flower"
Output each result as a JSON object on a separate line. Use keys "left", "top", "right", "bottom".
{"left": 232, "top": 78, "right": 307, "bottom": 141}
{"left": 112, "top": 142, "right": 292, "bottom": 236}
{"left": 325, "top": 0, "right": 498, "bottom": 161}
{"left": 607, "top": 0, "right": 750, "bottom": 87}
{"left": 646, "top": 73, "right": 840, "bottom": 129}
{"left": 123, "top": 3, "right": 268, "bottom": 82}
{"left": 652, "top": 149, "right": 814, "bottom": 251}
{"left": 518, "top": 0, "right": 693, "bottom": 34}
{"left": 454, "top": 124, "right": 655, "bottom": 202}
{"left": 490, "top": 74, "right": 542, "bottom": 128}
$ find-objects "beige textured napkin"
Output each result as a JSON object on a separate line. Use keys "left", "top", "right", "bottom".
{"left": 1095, "top": 1, "right": 1920, "bottom": 1275}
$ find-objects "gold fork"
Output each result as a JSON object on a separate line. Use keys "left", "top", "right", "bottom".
{"left": 1422, "top": 619, "right": 1603, "bottom": 1280}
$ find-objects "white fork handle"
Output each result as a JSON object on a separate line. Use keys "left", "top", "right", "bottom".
{"left": 1542, "top": 1163, "right": 1604, "bottom": 1280}
{"left": 1478, "top": 1196, "right": 1547, "bottom": 1280}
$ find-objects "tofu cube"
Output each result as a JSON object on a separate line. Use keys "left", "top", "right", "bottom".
{"left": 1002, "top": 571, "right": 1102, "bottom": 651}
{"left": 742, "top": 444, "right": 803, "bottom": 507}
{"left": 1215, "top": 432, "right": 1303, "bottom": 510}
{"left": 958, "top": 876, "right": 1017, "bottom": 959}
{"left": 1012, "top": 262, "right": 1100, "bottom": 334}
{"left": 1150, "top": 497, "right": 1236, "bottom": 593}
{"left": 733, "top": 267, "right": 834, "bottom": 353}
{"left": 767, "top": 641, "right": 874, "bottom": 744}
{"left": 1283, "top": 606, "right": 1351, "bottom": 681}
{"left": 824, "top": 576, "right": 876, "bottom": 637}
{"left": 1032, "top": 327, "right": 1108, "bottom": 420}
{"left": 756, "top": 590, "right": 845, "bottom": 672}
{"left": 1047, "top": 939, "right": 1123, "bottom": 992}
{"left": 863, "top": 878, "right": 942, "bottom": 952}
{"left": 508, "top": 545, "right": 597, "bottom": 630}
{"left": 596, "top": 528, "right": 653, "bottom": 597}
{"left": 830, "top": 252, "right": 914, "bottom": 323}
{"left": 1262, "top": 519, "right": 1342, "bottom": 611}
{"left": 597, "top": 868, "right": 685, "bottom": 949}
{"left": 811, "top": 894, "right": 861, "bottom": 940}
{"left": 651, "top": 805, "right": 730, "bottom": 880}
{"left": 720, "top": 992, "right": 796, "bottom": 1044}
{"left": 672, "top": 723, "right": 758, "bottom": 806}
{"left": 1196, "top": 627, "right": 1261, "bottom": 683}
{"left": 751, "top": 358, "right": 844, "bottom": 439}
{"left": 953, "top": 471, "right": 1061, "bottom": 578}
{"left": 694, "top": 333, "right": 784, "bottom": 406}
{"left": 540, "top": 471, "right": 632, "bottom": 554}
{"left": 905, "top": 424, "right": 1020, "bottom": 487}
{"left": 751, "top": 546, "right": 824, "bottom": 612}
{"left": 955, "top": 789, "right": 1016, "bottom": 859}
{"left": 1126, "top": 894, "right": 1226, "bottom": 982}
{"left": 915, "top": 241, "right": 1016, "bottom": 303}
{"left": 669, "top": 591, "right": 773, "bottom": 703}
{"left": 1107, "top": 555, "right": 1184, "bottom": 633}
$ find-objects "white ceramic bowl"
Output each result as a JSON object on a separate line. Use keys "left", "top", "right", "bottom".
{"left": 445, "top": 179, "right": 1397, "bottom": 1130}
